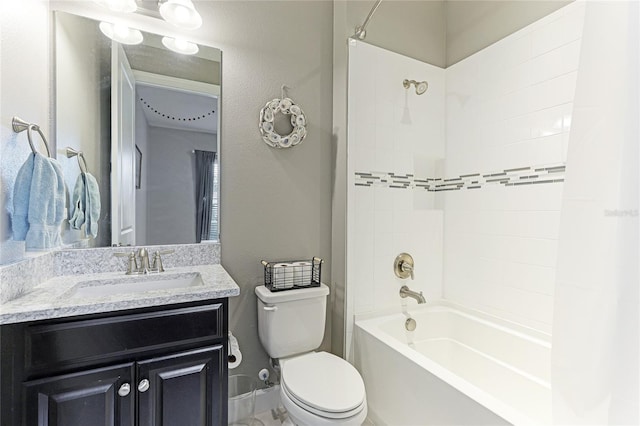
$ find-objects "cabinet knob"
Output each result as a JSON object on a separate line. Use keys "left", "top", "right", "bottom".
{"left": 138, "top": 379, "right": 150, "bottom": 393}
{"left": 118, "top": 383, "right": 131, "bottom": 397}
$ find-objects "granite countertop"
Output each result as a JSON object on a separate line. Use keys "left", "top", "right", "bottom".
{"left": 0, "top": 265, "right": 239, "bottom": 325}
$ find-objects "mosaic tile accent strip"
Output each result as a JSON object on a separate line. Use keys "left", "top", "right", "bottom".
{"left": 354, "top": 163, "right": 565, "bottom": 191}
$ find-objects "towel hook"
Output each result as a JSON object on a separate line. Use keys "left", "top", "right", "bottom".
{"left": 12, "top": 116, "right": 51, "bottom": 158}
{"left": 64, "top": 147, "right": 88, "bottom": 174}
{"left": 281, "top": 84, "right": 289, "bottom": 99}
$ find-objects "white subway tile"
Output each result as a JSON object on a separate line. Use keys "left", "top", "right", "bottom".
{"left": 374, "top": 123, "right": 395, "bottom": 171}
{"left": 504, "top": 237, "right": 559, "bottom": 268}
{"left": 373, "top": 231, "right": 394, "bottom": 263}
{"left": 503, "top": 261, "right": 556, "bottom": 295}
{"left": 373, "top": 186, "right": 393, "bottom": 211}
{"left": 529, "top": 104, "right": 568, "bottom": 139}
{"left": 501, "top": 211, "right": 561, "bottom": 239}
{"left": 530, "top": 72, "right": 578, "bottom": 112}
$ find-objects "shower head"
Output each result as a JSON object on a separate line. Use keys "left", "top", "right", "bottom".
{"left": 403, "top": 79, "right": 428, "bottom": 95}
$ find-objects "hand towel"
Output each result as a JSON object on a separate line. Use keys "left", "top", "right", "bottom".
{"left": 12, "top": 154, "right": 35, "bottom": 241}
{"left": 69, "top": 174, "right": 86, "bottom": 231}
{"left": 83, "top": 172, "right": 101, "bottom": 238}
{"left": 12, "top": 153, "right": 66, "bottom": 250}
{"left": 69, "top": 172, "right": 101, "bottom": 239}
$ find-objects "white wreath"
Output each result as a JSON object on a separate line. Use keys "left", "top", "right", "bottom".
{"left": 259, "top": 97, "right": 307, "bottom": 148}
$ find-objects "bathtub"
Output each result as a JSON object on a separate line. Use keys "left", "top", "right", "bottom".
{"left": 354, "top": 302, "right": 551, "bottom": 425}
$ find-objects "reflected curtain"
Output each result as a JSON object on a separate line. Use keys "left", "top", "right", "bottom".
{"left": 552, "top": 2, "right": 639, "bottom": 424}
{"left": 194, "top": 150, "right": 216, "bottom": 243}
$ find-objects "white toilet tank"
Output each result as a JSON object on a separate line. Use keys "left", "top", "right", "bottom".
{"left": 255, "top": 284, "right": 330, "bottom": 359}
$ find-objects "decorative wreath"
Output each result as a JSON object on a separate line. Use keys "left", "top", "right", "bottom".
{"left": 259, "top": 97, "right": 307, "bottom": 148}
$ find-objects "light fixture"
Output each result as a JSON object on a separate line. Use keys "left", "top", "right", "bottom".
{"left": 99, "top": 22, "right": 144, "bottom": 45}
{"left": 161, "top": 36, "right": 199, "bottom": 55}
{"left": 96, "top": 0, "right": 137, "bottom": 13}
{"left": 159, "top": 0, "right": 203, "bottom": 30}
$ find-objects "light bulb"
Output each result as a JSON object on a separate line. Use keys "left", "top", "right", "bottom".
{"left": 173, "top": 5, "right": 190, "bottom": 23}
{"left": 161, "top": 36, "right": 199, "bottom": 55}
{"left": 99, "top": 22, "right": 144, "bottom": 45}
{"left": 159, "top": 0, "right": 203, "bottom": 30}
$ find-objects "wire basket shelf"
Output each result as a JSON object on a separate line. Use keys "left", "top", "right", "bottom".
{"left": 261, "top": 257, "right": 323, "bottom": 292}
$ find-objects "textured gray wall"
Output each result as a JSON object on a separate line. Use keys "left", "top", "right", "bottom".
{"left": 47, "top": 0, "right": 334, "bottom": 379}
{"left": 201, "top": 1, "right": 335, "bottom": 378}
{"left": 346, "top": 0, "right": 447, "bottom": 67}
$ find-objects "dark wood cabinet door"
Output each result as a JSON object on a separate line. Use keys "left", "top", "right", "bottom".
{"left": 23, "top": 363, "right": 135, "bottom": 426}
{"left": 137, "top": 345, "right": 225, "bottom": 426}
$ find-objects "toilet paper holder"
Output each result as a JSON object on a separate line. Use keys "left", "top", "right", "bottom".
{"left": 228, "top": 332, "right": 242, "bottom": 369}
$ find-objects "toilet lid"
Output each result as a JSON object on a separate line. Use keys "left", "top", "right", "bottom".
{"left": 281, "top": 352, "right": 365, "bottom": 414}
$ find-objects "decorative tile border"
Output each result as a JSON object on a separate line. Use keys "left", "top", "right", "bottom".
{"left": 354, "top": 163, "right": 565, "bottom": 191}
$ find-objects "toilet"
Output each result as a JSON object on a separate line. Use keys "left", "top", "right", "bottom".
{"left": 255, "top": 283, "right": 367, "bottom": 426}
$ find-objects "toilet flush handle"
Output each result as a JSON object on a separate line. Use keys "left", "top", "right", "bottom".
{"left": 263, "top": 306, "right": 278, "bottom": 312}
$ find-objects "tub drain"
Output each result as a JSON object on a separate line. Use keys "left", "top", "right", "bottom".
{"left": 405, "top": 317, "right": 416, "bottom": 331}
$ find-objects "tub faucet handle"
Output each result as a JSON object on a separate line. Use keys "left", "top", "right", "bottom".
{"left": 401, "top": 262, "right": 414, "bottom": 280}
{"left": 394, "top": 253, "right": 415, "bottom": 280}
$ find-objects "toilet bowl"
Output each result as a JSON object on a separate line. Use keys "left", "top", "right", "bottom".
{"left": 279, "top": 352, "right": 367, "bottom": 426}
{"left": 255, "top": 284, "right": 368, "bottom": 425}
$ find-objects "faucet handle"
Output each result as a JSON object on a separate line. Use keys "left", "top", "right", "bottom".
{"left": 394, "top": 253, "right": 415, "bottom": 280}
{"left": 114, "top": 251, "right": 137, "bottom": 275}
{"left": 401, "top": 262, "right": 414, "bottom": 280}
{"left": 152, "top": 250, "right": 174, "bottom": 272}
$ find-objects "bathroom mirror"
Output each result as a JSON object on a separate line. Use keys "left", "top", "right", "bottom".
{"left": 54, "top": 11, "right": 221, "bottom": 248}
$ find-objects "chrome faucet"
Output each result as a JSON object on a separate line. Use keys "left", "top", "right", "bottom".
{"left": 399, "top": 285, "right": 426, "bottom": 304}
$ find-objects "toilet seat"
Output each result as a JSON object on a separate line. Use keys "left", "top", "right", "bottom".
{"left": 281, "top": 352, "right": 366, "bottom": 419}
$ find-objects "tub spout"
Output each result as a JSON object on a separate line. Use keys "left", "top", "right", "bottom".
{"left": 399, "top": 285, "right": 426, "bottom": 304}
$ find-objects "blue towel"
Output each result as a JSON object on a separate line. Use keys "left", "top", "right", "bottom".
{"left": 12, "top": 153, "right": 66, "bottom": 250}
{"left": 69, "top": 172, "right": 101, "bottom": 239}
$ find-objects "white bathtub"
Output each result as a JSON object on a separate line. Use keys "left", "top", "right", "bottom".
{"left": 354, "top": 302, "right": 551, "bottom": 425}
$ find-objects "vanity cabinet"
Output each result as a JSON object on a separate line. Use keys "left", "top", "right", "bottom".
{"left": 0, "top": 299, "right": 228, "bottom": 426}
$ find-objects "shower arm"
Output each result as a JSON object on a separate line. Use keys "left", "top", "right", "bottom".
{"left": 354, "top": 0, "right": 382, "bottom": 40}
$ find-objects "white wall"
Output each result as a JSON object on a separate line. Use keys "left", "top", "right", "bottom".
{"left": 145, "top": 126, "right": 216, "bottom": 245}
{"left": 443, "top": 2, "right": 585, "bottom": 332}
{"left": 0, "top": 0, "right": 50, "bottom": 248}
{"left": 346, "top": 41, "right": 445, "bottom": 358}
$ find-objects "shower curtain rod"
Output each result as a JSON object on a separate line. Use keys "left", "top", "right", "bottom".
{"left": 354, "top": 0, "right": 382, "bottom": 40}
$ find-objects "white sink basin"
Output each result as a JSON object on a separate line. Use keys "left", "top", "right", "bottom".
{"left": 67, "top": 272, "right": 204, "bottom": 299}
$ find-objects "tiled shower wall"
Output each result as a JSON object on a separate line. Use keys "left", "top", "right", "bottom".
{"left": 443, "top": 1, "right": 585, "bottom": 332}
{"left": 346, "top": 40, "right": 446, "bottom": 357}
{"left": 347, "top": 2, "right": 586, "bottom": 347}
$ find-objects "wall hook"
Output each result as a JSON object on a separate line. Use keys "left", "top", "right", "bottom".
{"left": 281, "top": 84, "right": 290, "bottom": 99}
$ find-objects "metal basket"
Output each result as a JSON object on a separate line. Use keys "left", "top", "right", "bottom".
{"left": 261, "top": 257, "right": 323, "bottom": 292}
